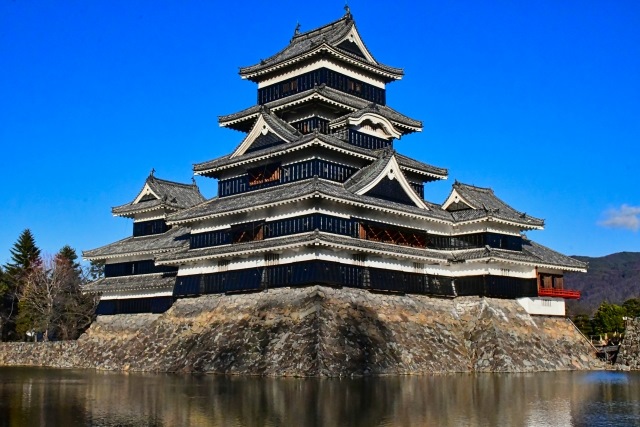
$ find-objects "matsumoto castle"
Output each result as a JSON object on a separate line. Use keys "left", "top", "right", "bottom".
{"left": 83, "top": 11, "right": 586, "bottom": 317}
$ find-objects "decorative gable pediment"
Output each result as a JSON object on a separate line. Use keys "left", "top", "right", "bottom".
{"left": 335, "top": 26, "right": 377, "bottom": 64}
{"left": 442, "top": 189, "right": 474, "bottom": 211}
{"left": 133, "top": 183, "right": 160, "bottom": 204}
{"left": 353, "top": 155, "right": 428, "bottom": 209}
{"left": 347, "top": 112, "right": 401, "bottom": 139}
{"left": 230, "top": 114, "right": 292, "bottom": 159}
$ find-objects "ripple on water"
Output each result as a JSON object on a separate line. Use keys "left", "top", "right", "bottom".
{"left": 581, "top": 371, "right": 630, "bottom": 385}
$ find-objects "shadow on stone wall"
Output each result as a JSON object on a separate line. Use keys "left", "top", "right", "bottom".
{"left": 0, "top": 286, "right": 604, "bottom": 376}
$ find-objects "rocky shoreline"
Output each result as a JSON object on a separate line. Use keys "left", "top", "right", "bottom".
{"left": 0, "top": 286, "right": 605, "bottom": 376}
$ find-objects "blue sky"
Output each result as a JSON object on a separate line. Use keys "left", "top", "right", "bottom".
{"left": 1, "top": 0, "right": 638, "bottom": 265}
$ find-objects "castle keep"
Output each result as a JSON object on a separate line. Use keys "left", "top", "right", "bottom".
{"left": 84, "top": 11, "right": 586, "bottom": 317}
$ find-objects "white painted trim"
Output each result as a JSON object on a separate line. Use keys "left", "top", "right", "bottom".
{"left": 100, "top": 290, "right": 174, "bottom": 300}
{"left": 335, "top": 26, "right": 377, "bottom": 64}
{"left": 133, "top": 212, "right": 166, "bottom": 222}
{"left": 355, "top": 155, "right": 428, "bottom": 210}
{"left": 230, "top": 114, "right": 291, "bottom": 159}
{"left": 245, "top": 43, "right": 400, "bottom": 83}
{"left": 342, "top": 113, "right": 401, "bottom": 139}
{"left": 132, "top": 183, "right": 160, "bottom": 205}
{"left": 195, "top": 138, "right": 374, "bottom": 175}
{"left": 462, "top": 255, "right": 587, "bottom": 273}
{"left": 257, "top": 58, "right": 386, "bottom": 88}
{"left": 442, "top": 189, "right": 474, "bottom": 211}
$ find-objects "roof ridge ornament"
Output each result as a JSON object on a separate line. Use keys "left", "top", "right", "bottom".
{"left": 150, "top": 168, "right": 155, "bottom": 178}
{"left": 344, "top": 3, "right": 352, "bottom": 19}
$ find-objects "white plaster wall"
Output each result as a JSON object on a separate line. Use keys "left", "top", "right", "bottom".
{"left": 517, "top": 297, "right": 565, "bottom": 316}
{"left": 133, "top": 210, "right": 167, "bottom": 222}
{"left": 101, "top": 289, "right": 173, "bottom": 300}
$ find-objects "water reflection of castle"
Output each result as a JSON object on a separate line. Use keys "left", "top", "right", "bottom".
{"left": 83, "top": 10, "right": 585, "bottom": 317}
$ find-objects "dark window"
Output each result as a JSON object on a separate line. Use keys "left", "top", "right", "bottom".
{"left": 248, "top": 164, "right": 281, "bottom": 186}
{"left": 104, "top": 260, "right": 177, "bottom": 277}
{"left": 133, "top": 219, "right": 168, "bottom": 237}
{"left": 348, "top": 129, "right": 392, "bottom": 150}
{"left": 231, "top": 221, "right": 264, "bottom": 243}
{"left": 257, "top": 68, "right": 386, "bottom": 105}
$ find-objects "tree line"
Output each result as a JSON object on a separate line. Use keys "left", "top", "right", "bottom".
{"left": 0, "top": 229, "right": 101, "bottom": 341}
{"left": 572, "top": 299, "right": 640, "bottom": 339}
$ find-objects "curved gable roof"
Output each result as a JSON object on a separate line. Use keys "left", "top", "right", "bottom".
{"left": 239, "top": 13, "right": 402, "bottom": 81}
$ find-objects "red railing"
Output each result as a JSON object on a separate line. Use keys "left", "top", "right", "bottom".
{"left": 538, "top": 288, "right": 581, "bottom": 299}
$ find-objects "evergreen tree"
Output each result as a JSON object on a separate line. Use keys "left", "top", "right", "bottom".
{"left": 592, "top": 302, "right": 626, "bottom": 335}
{"left": 622, "top": 298, "right": 640, "bottom": 319}
{"left": 2, "top": 229, "right": 41, "bottom": 341}
{"left": 4, "top": 229, "right": 41, "bottom": 277}
{"left": 57, "top": 245, "right": 81, "bottom": 273}
{"left": 572, "top": 314, "right": 593, "bottom": 337}
{"left": 87, "top": 259, "right": 105, "bottom": 282}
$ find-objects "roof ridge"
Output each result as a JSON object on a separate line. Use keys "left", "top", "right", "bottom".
{"left": 454, "top": 181, "right": 494, "bottom": 193}
{"left": 148, "top": 175, "right": 199, "bottom": 189}
{"left": 290, "top": 15, "right": 351, "bottom": 43}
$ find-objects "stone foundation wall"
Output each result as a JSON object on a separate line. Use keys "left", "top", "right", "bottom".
{"left": 0, "top": 286, "right": 603, "bottom": 376}
{"left": 615, "top": 318, "right": 640, "bottom": 369}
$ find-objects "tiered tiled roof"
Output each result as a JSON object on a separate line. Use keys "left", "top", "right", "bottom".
{"left": 83, "top": 226, "right": 191, "bottom": 260}
{"left": 193, "top": 131, "right": 447, "bottom": 179}
{"left": 344, "top": 149, "right": 396, "bottom": 193}
{"left": 453, "top": 239, "right": 587, "bottom": 272}
{"left": 112, "top": 175, "right": 205, "bottom": 217}
{"left": 239, "top": 13, "right": 403, "bottom": 81}
{"left": 218, "top": 85, "right": 421, "bottom": 132}
{"left": 83, "top": 272, "right": 177, "bottom": 295}
{"left": 156, "top": 230, "right": 449, "bottom": 265}
{"left": 445, "top": 182, "right": 544, "bottom": 228}
{"left": 167, "top": 177, "right": 540, "bottom": 229}
{"left": 156, "top": 228, "right": 585, "bottom": 272}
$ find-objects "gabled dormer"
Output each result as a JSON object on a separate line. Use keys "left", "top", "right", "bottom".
{"left": 111, "top": 173, "right": 205, "bottom": 221}
{"left": 442, "top": 182, "right": 545, "bottom": 229}
{"left": 230, "top": 109, "right": 300, "bottom": 159}
{"left": 344, "top": 150, "right": 428, "bottom": 209}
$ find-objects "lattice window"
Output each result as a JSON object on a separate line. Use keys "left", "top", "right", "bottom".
{"left": 265, "top": 253, "right": 280, "bottom": 266}
{"left": 359, "top": 222, "right": 427, "bottom": 248}
{"left": 248, "top": 164, "right": 281, "bottom": 186}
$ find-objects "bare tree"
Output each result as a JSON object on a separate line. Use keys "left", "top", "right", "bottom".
{"left": 17, "top": 255, "right": 97, "bottom": 341}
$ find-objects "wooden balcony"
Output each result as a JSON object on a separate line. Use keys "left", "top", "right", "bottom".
{"left": 537, "top": 288, "right": 581, "bottom": 299}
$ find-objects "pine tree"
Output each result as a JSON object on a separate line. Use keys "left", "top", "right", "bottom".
{"left": 57, "top": 245, "right": 81, "bottom": 273}
{"left": 5, "top": 229, "right": 41, "bottom": 278}
{"left": 87, "top": 259, "right": 105, "bottom": 282}
{"left": 2, "top": 229, "right": 41, "bottom": 341}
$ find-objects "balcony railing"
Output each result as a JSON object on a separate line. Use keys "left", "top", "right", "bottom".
{"left": 538, "top": 288, "right": 581, "bottom": 299}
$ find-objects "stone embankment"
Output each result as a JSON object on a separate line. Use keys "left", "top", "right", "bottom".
{"left": 0, "top": 286, "right": 603, "bottom": 375}
{"left": 615, "top": 318, "right": 640, "bottom": 369}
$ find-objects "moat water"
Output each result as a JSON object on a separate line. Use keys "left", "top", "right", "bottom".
{"left": 0, "top": 368, "right": 638, "bottom": 426}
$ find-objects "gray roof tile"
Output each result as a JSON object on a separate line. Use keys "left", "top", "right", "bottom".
{"left": 344, "top": 149, "right": 395, "bottom": 193}
{"left": 157, "top": 230, "right": 450, "bottom": 265}
{"left": 239, "top": 14, "right": 402, "bottom": 80}
{"left": 218, "top": 85, "right": 420, "bottom": 131}
{"left": 83, "top": 226, "right": 191, "bottom": 260}
{"left": 83, "top": 272, "right": 176, "bottom": 295}
{"left": 329, "top": 103, "right": 422, "bottom": 132}
{"left": 112, "top": 175, "right": 205, "bottom": 217}
{"left": 447, "top": 182, "right": 544, "bottom": 228}
{"left": 194, "top": 130, "right": 445, "bottom": 179}
{"left": 453, "top": 239, "right": 587, "bottom": 271}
